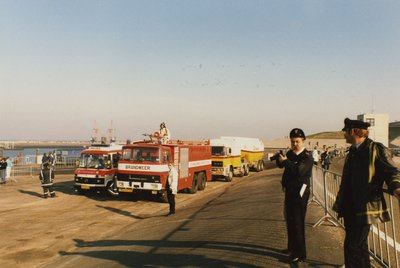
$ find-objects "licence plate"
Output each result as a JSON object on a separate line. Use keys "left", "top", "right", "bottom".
{"left": 119, "top": 188, "right": 133, "bottom": 193}
{"left": 216, "top": 172, "right": 223, "bottom": 175}
{"left": 81, "top": 186, "right": 90, "bottom": 189}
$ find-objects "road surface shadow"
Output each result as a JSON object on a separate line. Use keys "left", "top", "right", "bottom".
{"left": 95, "top": 205, "right": 164, "bottom": 220}
{"left": 18, "top": 189, "right": 44, "bottom": 198}
{"left": 58, "top": 239, "right": 288, "bottom": 267}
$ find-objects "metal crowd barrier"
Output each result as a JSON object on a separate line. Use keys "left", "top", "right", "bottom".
{"left": 310, "top": 165, "right": 400, "bottom": 268}
{"left": 6, "top": 157, "right": 79, "bottom": 181}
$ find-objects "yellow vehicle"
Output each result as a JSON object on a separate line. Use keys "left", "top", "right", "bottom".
{"left": 210, "top": 137, "right": 264, "bottom": 182}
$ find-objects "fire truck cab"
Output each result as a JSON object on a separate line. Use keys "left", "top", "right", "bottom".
{"left": 74, "top": 143, "right": 123, "bottom": 195}
{"left": 116, "top": 138, "right": 212, "bottom": 202}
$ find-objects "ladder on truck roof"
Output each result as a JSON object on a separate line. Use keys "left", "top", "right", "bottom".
{"left": 131, "top": 140, "right": 210, "bottom": 146}
{"left": 169, "top": 140, "right": 210, "bottom": 146}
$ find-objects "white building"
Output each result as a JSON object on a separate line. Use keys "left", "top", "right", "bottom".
{"left": 357, "top": 113, "right": 389, "bottom": 147}
{"left": 389, "top": 121, "right": 400, "bottom": 148}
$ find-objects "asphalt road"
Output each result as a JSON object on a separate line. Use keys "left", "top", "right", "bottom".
{"left": 0, "top": 158, "right": 349, "bottom": 268}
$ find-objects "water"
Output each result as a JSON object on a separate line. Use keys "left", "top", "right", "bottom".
{"left": 2, "top": 148, "right": 83, "bottom": 158}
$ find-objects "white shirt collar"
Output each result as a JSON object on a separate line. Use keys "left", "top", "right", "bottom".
{"left": 295, "top": 147, "right": 305, "bottom": 155}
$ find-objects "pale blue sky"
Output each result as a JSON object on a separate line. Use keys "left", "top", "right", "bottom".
{"left": 1, "top": 1, "right": 399, "bottom": 141}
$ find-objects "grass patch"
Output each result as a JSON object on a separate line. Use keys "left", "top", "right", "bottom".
{"left": 307, "top": 131, "right": 344, "bottom": 139}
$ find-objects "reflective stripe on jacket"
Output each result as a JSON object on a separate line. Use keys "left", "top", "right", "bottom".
{"left": 336, "top": 138, "right": 400, "bottom": 225}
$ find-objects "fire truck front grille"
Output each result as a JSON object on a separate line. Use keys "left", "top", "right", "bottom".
{"left": 75, "top": 177, "right": 105, "bottom": 184}
{"left": 118, "top": 173, "right": 160, "bottom": 183}
{"left": 212, "top": 161, "right": 223, "bottom": 167}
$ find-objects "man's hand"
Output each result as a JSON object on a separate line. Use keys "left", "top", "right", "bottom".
{"left": 393, "top": 188, "right": 400, "bottom": 200}
{"left": 279, "top": 154, "right": 287, "bottom": 163}
{"left": 332, "top": 203, "right": 339, "bottom": 213}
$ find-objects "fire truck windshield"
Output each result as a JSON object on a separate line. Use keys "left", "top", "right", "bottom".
{"left": 122, "top": 147, "right": 161, "bottom": 163}
{"left": 79, "top": 154, "right": 110, "bottom": 169}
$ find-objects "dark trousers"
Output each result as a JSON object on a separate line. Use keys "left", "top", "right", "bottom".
{"left": 167, "top": 189, "right": 175, "bottom": 213}
{"left": 344, "top": 217, "right": 371, "bottom": 268}
{"left": 285, "top": 186, "right": 310, "bottom": 259}
{"left": 42, "top": 185, "right": 55, "bottom": 196}
{"left": 323, "top": 164, "right": 330, "bottom": 170}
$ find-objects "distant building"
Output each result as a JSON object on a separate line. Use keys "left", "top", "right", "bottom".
{"left": 389, "top": 121, "right": 400, "bottom": 148}
{"left": 357, "top": 113, "right": 389, "bottom": 147}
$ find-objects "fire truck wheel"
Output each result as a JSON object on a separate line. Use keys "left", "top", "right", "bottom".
{"left": 159, "top": 190, "right": 169, "bottom": 203}
{"left": 198, "top": 172, "right": 207, "bottom": 191}
{"left": 105, "top": 182, "right": 114, "bottom": 196}
{"left": 256, "top": 160, "right": 263, "bottom": 172}
{"left": 188, "top": 174, "right": 199, "bottom": 194}
{"left": 244, "top": 164, "right": 250, "bottom": 176}
{"left": 225, "top": 167, "right": 233, "bottom": 182}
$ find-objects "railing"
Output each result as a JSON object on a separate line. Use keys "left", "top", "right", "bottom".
{"left": 6, "top": 157, "right": 79, "bottom": 181}
{"left": 310, "top": 165, "right": 400, "bottom": 268}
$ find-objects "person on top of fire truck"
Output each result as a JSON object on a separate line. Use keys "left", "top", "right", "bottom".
{"left": 160, "top": 122, "right": 171, "bottom": 144}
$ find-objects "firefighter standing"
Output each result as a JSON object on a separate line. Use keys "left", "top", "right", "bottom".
{"left": 40, "top": 163, "right": 56, "bottom": 198}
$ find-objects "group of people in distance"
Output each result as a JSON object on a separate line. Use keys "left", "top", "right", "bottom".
{"left": 42, "top": 151, "right": 57, "bottom": 169}
{"left": 312, "top": 144, "right": 335, "bottom": 170}
{"left": 273, "top": 117, "right": 400, "bottom": 267}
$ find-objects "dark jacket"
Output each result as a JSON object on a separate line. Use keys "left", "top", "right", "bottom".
{"left": 335, "top": 138, "right": 400, "bottom": 225}
{"left": 0, "top": 161, "right": 7, "bottom": 170}
{"left": 39, "top": 168, "right": 54, "bottom": 185}
{"left": 321, "top": 151, "right": 333, "bottom": 165}
{"left": 277, "top": 148, "right": 314, "bottom": 188}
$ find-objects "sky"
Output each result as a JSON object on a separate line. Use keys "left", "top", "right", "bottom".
{"left": 1, "top": 0, "right": 399, "bottom": 142}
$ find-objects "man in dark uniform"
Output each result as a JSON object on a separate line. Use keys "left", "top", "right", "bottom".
{"left": 333, "top": 118, "right": 400, "bottom": 268}
{"left": 40, "top": 163, "right": 56, "bottom": 198}
{"left": 275, "top": 128, "right": 314, "bottom": 263}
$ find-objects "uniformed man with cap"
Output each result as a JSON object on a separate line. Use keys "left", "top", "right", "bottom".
{"left": 333, "top": 118, "right": 400, "bottom": 268}
{"left": 274, "top": 128, "right": 314, "bottom": 263}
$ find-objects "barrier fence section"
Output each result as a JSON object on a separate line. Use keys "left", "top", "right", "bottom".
{"left": 7, "top": 157, "right": 79, "bottom": 181}
{"left": 310, "top": 165, "right": 400, "bottom": 268}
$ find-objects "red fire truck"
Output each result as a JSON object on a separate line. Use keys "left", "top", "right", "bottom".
{"left": 116, "top": 136, "right": 212, "bottom": 201}
{"left": 74, "top": 143, "right": 123, "bottom": 195}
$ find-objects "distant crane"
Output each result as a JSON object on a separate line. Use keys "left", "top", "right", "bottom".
{"left": 91, "top": 120, "right": 117, "bottom": 143}
{"left": 108, "top": 120, "right": 117, "bottom": 142}
{"left": 91, "top": 120, "right": 100, "bottom": 143}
